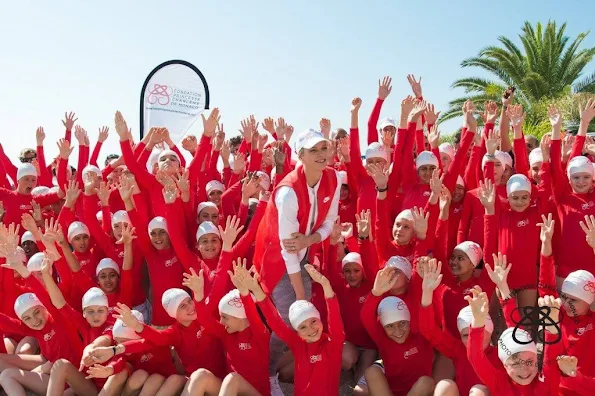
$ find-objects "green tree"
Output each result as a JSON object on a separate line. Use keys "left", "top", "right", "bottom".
{"left": 441, "top": 21, "right": 595, "bottom": 125}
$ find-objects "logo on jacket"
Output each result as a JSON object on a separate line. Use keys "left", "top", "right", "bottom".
{"left": 238, "top": 343, "right": 252, "bottom": 351}
{"left": 404, "top": 347, "right": 418, "bottom": 359}
{"left": 359, "top": 296, "right": 367, "bottom": 304}
{"left": 196, "top": 326, "right": 204, "bottom": 339}
{"left": 517, "top": 219, "right": 529, "bottom": 227}
{"left": 164, "top": 257, "right": 178, "bottom": 267}
{"left": 581, "top": 201, "right": 594, "bottom": 211}
{"left": 310, "top": 354, "right": 323, "bottom": 363}
{"left": 44, "top": 329, "right": 56, "bottom": 341}
{"left": 577, "top": 323, "right": 593, "bottom": 336}
{"left": 140, "top": 353, "right": 154, "bottom": 363}
{"left": 323, "top": 197, "right": 330, "bottom": 203}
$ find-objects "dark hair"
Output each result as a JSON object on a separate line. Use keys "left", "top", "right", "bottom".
{"left": 453, "top": 132, "right": 462, "bottom": 145}
{"left": 104, "top": 154, "right": 120, "bottom": 167}
{"left": 229, "top": 136, "right": 242, "bottom": 146}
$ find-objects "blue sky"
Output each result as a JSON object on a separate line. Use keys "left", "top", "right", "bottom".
{"left": 1, "top": 0, "right": 594, "bottom": 165}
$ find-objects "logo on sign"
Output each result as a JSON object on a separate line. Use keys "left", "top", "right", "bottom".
{"left": 147, "top": 84, "right": 172, "bottom": 106}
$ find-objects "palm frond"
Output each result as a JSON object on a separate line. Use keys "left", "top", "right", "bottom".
{"left": 574, "top": 71, "right": 595, "bottom": 93}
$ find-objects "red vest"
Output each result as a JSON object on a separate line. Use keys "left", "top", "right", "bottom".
{"left": 253, "top": 165, "right": 338, "bottom": 293}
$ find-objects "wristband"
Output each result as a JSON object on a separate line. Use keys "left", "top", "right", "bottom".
{"left": 376, "top": 186, "right": 388, "bottom": 193}
{"left": 112, "top": 346, "right": 117, "bottom": 357}
{"left": 358, "top": 235, "right": 369, "bottom": 241}
{"left": 485, "top": 154, "right": 496, "bottom": 160}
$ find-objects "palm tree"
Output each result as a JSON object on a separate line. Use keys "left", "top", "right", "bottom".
{"left": 441, "top": 21, "right": 595, "bottom": 125}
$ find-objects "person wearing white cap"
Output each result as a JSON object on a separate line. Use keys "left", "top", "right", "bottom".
{"left": 438, "top": 142, "right": 455, "bottom": 171}
{"left": 147, "top": 216, "right": 170, "bottom": 250}
{"left": 206, "top": 180, "right": 225, "bottom": 206}
{"left": 197, "top": 201, "right": 220, "bottom": 226}
{"left": 417, "top": 259, "right": 493, "bottom": 395}
{"left": 82, "top": 165, "right": 102, "bottom": 191}
{"left": 20, "top": 230, "right": 39, "bottom": 260}
{"left": 252, "top": 126, "right": 341, "bottom": 390}
{"left": 359, "top": 266, "right": 435, "bottom": 395}
{"left": 195, "top": 220, "right": 222, "bottom": 260}
{"left": 528, "top": 147, "right": 544, "bottom": 184}
{"left": 177, "top": 259, "right": 272, "bottom": 395}
{"left": 110, "top": 209, "right": 130, "bottom": 241}
{"left": 157, "top": 146, "right": 182, "bottom": 176}
{"left": 67, "top": 221, "right": 91, "bottom": 253}
{"left": 255, "top": 263, "right": 345, "bottom": 395}
{"left": 466, "top": 286, "right": 564, "bottom": 393}
{"left": 95, "top": 258, "right": 121, "bottom": 294}
{"left": 505, "top": 173, "right": 532, "bottom": 212}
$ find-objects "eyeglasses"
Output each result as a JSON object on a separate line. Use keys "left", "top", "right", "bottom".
{"left": 20, "top": 155, "right": 37, "bottom": 163}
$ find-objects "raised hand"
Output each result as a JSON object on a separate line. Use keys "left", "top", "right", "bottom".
{"left": 201, "top": 108, "right": 221, "bottom": 138}
{"left": 35, "top": 127, "right": 46, "bottom": 146}
{"left": 219, "top": 215, "right": 245, "bottom": 249}
{"left": 214, "top": 125, "right": 226, "bottom": 151}
{"left": 262, "top": 117, "right": 275, "bottom": 135}
{"left": 30, "top": 200, "right": 42, "bottom": 223}
{"left": 57, "top": 139, "right": 74, "bottom": 159}
{"left": 485, "top": 128, "right": 500, "bottom": 156}
{"left": 478, "top": 179, "right": 496, "bottom": 214}
{"left": 181, "top": 135, "right": 198, "bottom": 153}
{"left": 506, "top": 104, "right": 525, "bottom": 129}
{"left": 378, "top": 76, "right": 393, "bottom": 100}
{"left": 175, "top": 169, "right": 190, "bottom": 195}
{"left": 425, "top": 103, "right": 440, "bottom": 126}
{"left": 439, "top": 186, "right": 452, "bottom": 213}
{"left": 118, "top": 177, "right": 134, "bottom": 202}
{"left": 117, "top": 223, "right": 136, "bottom": 245}
{"left": 412, "top": 206, "right": 429, "bottom": 239}
{"left": 97, "top": 182, "right": 110, "bottom": 206}
{"left": 228, "top": 258, "right": 252, "bottom": 296}
{"left": 538, "top": 213, "right": 556, "bottom": 244}
{"left": 182, "top": 268, "right": 205, "bottom": 301}
{"left": 579, "top": 98, "right": 595, "bottom": 126}
{"left": 381, "top": 129, "right": 395, "bottom": 148}
{"left": 272, "top": 142, "right": 286, "bottom": 166}
{"left": 275, "top": 117, "right": 287, "bottom": 141}
{"left": 330, "top": 218, "right": 342, "bottom": 245}
{"left": 429, "top": 168, "right": 443, "bottom": 195}
{"left": 351, "top": 97, "right": 362, "bottom": 113}
{"left": 20, "top": 213, "right": 39, "bottom": 235}
{"left": 485, "top": 252, "right": 512, "bottom": 288}
{"left": 112, "top": 303, "right": 143, "bottom": 332}
{"left": 304, "top": 263, "right": 330, "bottom": 286}
{"left": 232, "top": 153, "right": 246, "bottom": 175}
{"left": 356, "top": 210, "right": 371, "bottom": 239}
{"left": 155, "top": 169, "right": 175, "bottom": 188}
{"left": 98, "top": 127, "right": 109, "bottom": 143}
{"left": 400, "top": 96, "right": 415, "bottom": 120}
{"left": 43, "top": 217, "right": 65, "bottom": 246}
{"left": 257, "top": 133, "right": 268, "bottom": 153}
{"left": 540, "top": 134, "right": 552, "bottom": 162}
{"left": 162, "top": 184, "right": 179, "bottom": 204}
{"left": 502, "top": 86, "right": 515, "bottom": 106}
{"left": 547, "top": 105, "right": 562, "bottom": 134}
{"left": 421, "top": 259, "right": 443, "bottom": 292}
{"left": 409, "top": 100, "right": 427, "bottom": 123}
{"left": 65, "top": 180, "right": 81, "bottom": 208}
{"left": 579, "top": 214, "right": 595, "bottom": 251}
{"left": 366, "top": 163, "right": 388, "bottom": 189}
{"left": 464, "top": 286, "right": 489, "bottom": 328}
{"left": 239, "top": 116, "right": 255, "bottom": 142}
{"left": 62, "top": 112, "right": 78, "bottom": 131}
{"left": 406, "top": 74, "right": 422, "bottom": 98}
{"left": 483, "top": 101, "right": 499, "bottom": 124}
{"left": 427, "top": 125, "right": 440, "bottom": 149}
{"left": 372, "top": 267, "right": 398, "bottom": 296}
{"left": 538, "top": 295, "right": 562, "bottom": 332}
{"left": 74, "top": 125, "right": 88, "bottom": 145}
{"left": 241, "top": 172, "right": 261, "bottom": 200}
{"left": 320, "top": 118, "right": 331, "bottom": 138}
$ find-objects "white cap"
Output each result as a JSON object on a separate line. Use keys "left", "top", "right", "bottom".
{"left": 96, "top": 258, "right": 120, "bottom": 277}
{"left": 82, "top": 287, "right": 109, "bottom": 309}
{"left": 17, "top": 163, "right": 37, "bottom": 181}
{"left": 439, "top": 143, "right": 455, "bottom": 160}
{"left": 158, "top": 149, "right": 180, "bottom": 163}
{"left": 82, "top": 165, "right": 101, "bottom": 180}
{"left": 31, "top": 186, "right": 50, "bottom": 196}
{"left": 342, "top": 252, "right": 363, "bottom": 269}
{"left": 256, "top": 171, "right": 271, "bottom": 191}
{"left": 457, "top": 305, "right": 494, "bottom": 334}
{"left": 377, "top": 296, "right": 410, "bottom": 326}
{"left": 506, "top": 174, "right": 532, "bottom": 196}
{"left": 112, "top": 310, "right": 144, "bottom": 340}
{"left": 395, "top": 209, "right": 414, "bottom": 223}
{"left": 26, "top": 252, "right": 45, "bottom": 272}
{"left": 148, "top": 150, "right": 160, "bottom": 171}
{"left": 206, "top": 180, "right": 225, "bottom": 195}
{"left": 415, "top": 151, "right": 439, "bottom": 169}
{"left": 288, "top": 300, "right": 321, "bottom": 330}
{"left": 218, "top": 289, "right": 247, "bottom": 319}
{"left": 567, "top": 156, "right": 594, "bottom": 178}
{"left": 14, "top": 293, "right": 44, "bottom": 319}
{"left": 456, "top": 175, "right": 465, "bottom": 187}
{"left": 385, "top": 256, "right": 413, "bottom": 280}
{"left": 196, "top": 221, "right": 220, "bottom": 241}
{"left": 197, "top": 201, "right": 219, "bottom": 215}
{"left": 498, "top": 327, "right": 537, "bottom": 364}
{"left": 338, "top": 171, "right": 348, "bottom": 185}
{"left": 96, "top": 211, "right": 103, "bottom": 222}
{"left": 529, "top": 148, "right": 543, "bottom": 167}
{"left": 148, "top": 216, "right": 168, "bottom": 234}
{"left": 21, "top": 231, "right": 35, "bottom": 244}
{"left": 111, "top": 210, "right": 130, "bottom": 227}
{"left": 482, "top": 150, "right": 513, "bottom": 169}
{"left": 48, "top": 186, "right": 59, "bottom": 194}
{"left": 562, "top": 270, "right": 595, "bottom": 305}
{"left": 295, "top": 129, "right": 328, "bottom": 153}
{"left": 162, "top": 288, "right": 191, "bottom": 319}
{"left": 379, "top": 118, "right": 396, "bottom": 130}
{"left": 68, "top": 221, "right": 90, "bottom": 242}
{"left": 454, "top": 241, "right": 483, "bottom": 267}
{"left": 365, "top": 142, "right": 388, "bottom": 161}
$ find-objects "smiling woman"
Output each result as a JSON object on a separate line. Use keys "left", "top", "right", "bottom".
{"left": 252, "top": 128, "right": 342, "bottom": 388}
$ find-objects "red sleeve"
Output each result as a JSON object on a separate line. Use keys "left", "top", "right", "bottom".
{"left": 118, "top": 269, "right": 134, "bottom": 307}
{"left": 205, "top": 250, "right": 234, "bottom": 308}
{"left": 120, "top": 140, "right": 155, "bottom": 192}
{"left": 194, "top": 299, "right": 225, "bottom": 338}
{"left": 483, "top": 160, "right": 495, "bottom": 184}
{"left": 82, "top": 196, "right": 116, "bottom": 260}
{"left": 57, "top": 206, "right": 76, "bottom": 236}
{"left": 387, "top": 127, "right": 407, "bottom": 193}
{"left": 570, "top": 135, "right": 586, "bottom": 161}
{"left": 414, "top": 129, "right": 425, "bottom": 157}
{"left": 101, "top": 205, "right": 112, "bottom": 236}
{"left": 348, "top": 128, "right": 364, "bottom": 174}
{"left": 513, "top": 137, "right": 530, "bottom": 176}
{"left": 419, "top": 304, "right": 465, "bottom": 360}
{"left": 133, "top": 142, "right": 146, "bottom": 159}
{"left": 445, "top": 129, "right": 475, "bottom": 192}
{"left": 0, "top": 159, "right": 12, "bottom": 189}
{"left": 64, "top": 129, "right": 72, "bottom": 144}
{"left": 236, "top": 203, "right": 249, "bottom": 227}
{"left": 325, "top": 296, "right": 345, "bottom": 343}
{"left": 126, "top": 207, "right": 154, "bottom": 258}
{"left": 457, "top": 194, "right": 473, "bottom": 244}
{"left": 222, "top": 167, "right": 232, "bottom": 188}
{"left": 71, "top": 270, "right": 96, "bottom": 293}
{"left": 106, "top": 356, "right": 127, "bottom": 374}
{"left": 500, "top": 296, "right": 520, "bottom": 328}
{"left": 432, "top": 147, "right": 443, "bottom": 171}
{"left": 248, "top": 149, "right": 262, "bottom": 172}
{"left": 75, "top": 145, "right": 89, "bottom": 187}
{"left": 323, "top": 242, "right": 342, "bottom": 290}
{"left": 401, "top": 122, "right": 417, "bottom": 188}
{"left": 34, "top": 192, "right": 61, "bottom": 208}
{"left": 360, "top": 239, "right": 379, "bottom": 281}
{"left": 561, "top": 371, "right": 595, "bottom": 394}
{"left": 374, "top": 198, "right": 393, "bottom": 262}
{"left": 483, "top": 214, "right": 499, "bottom": 270}
{"left": 220, "top": 180, "right": 242, "bottom": 217}
{"left": 101, "top": 165, "right": 114, "bottom": 181}
{"left": 0, "top": 144, "right": 18, "bottom": 184}
{"left": 89, "top": 142, "right": 102, "bottom": 168}
{"left": 538, "top": 254, "right": 558, "bottom": 298}
{"left": 164, "top": 201, "right": 204, "bottom": 272}
{"left": 58, "top": 303, "right": 89, "bottom": 335}
{"left": 550, "top": 139, "right": 571, "bottom": 201}
{"left": 467, "top": 326, "right": 507, "bottom": 392}
{"left": 464, "top": 146, "right": 482, "bottom": 191}
{"left": 0, "top": 312, "right": 27, "bottom": 336}
{"left": 136, "top": 146, "right": 151, "bottom": 170}
{"left": 53, "top": 257, "right": 73, "bottom": 295}
{"left": 188, "top": 135, "right": 213, "bottom": 181}
{"left": 433, "top": 219, "right": 450, "bottom": 266}
{"left": 360, "top": 293, "right": 385, "bottom": 344}
{"left": 242, "top": 294, "right": 268, "bottom": 339}
{"left": 257, "top": 297, "right": 301, "bottom": 346}
{"left": 136, "top": 325, "right": 180, "bottom": 348}
{"left": 57, "top": 158, "right": 68, "bottom": 192}
{"left": 229, "top": 201, "right": 267, "bottom": 259}
{"left": 208, "top": 150, "right": 219, "bottom": 175}
{"left": 36, "top": 145, "right": 53, "bottom": 187}
{"left": 367, "top": 98, "right": 384, "bottom": 146}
